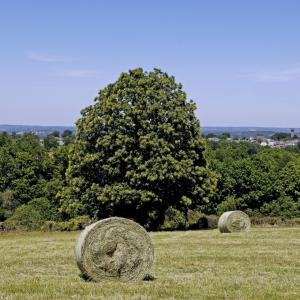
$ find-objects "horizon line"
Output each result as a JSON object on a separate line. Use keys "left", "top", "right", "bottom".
{"left": 0, "top": 123, "right": 299, "bottom": 129}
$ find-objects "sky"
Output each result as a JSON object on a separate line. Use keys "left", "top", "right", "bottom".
{"left": 0, "top": 0, "right": 300, "bottom": 127}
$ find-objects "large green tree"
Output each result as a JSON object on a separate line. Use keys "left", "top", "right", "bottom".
{"left": 60, "top": 68, "right": 217, "bottom": 228}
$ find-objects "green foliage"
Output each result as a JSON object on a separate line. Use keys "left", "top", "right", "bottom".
{"left": 56, "top": 215, "right": 90, "bottom": 231}
{"left": 41, "top": 215, "right": 90, "bottom": 231}
{"left": 276, "top": 157, "right": 300, "bottom": 200}
{"left": 271, "top": 132, "right": 296, "bottom": 140}
{"left": 206, "top": 140, "right": 300, "bottom": 218}
{"left": 62, "top": 130, "right": 75, "bottom": 145}
{"left": 60, "top": 68, "right": 217, "bottom": 229}
{"left": 260, "top": 196, "right": 300, "bottom": 218}
{"left": 44, "top": 134, "right": 59, "bottom": 149}
{"left": 0, "top": 190, "right": 17, "bottom": 221}
{"left": 0, "top": 133, "right": 47, "bottom": 204}
{"left": 216, "top": 195, "right": 239, "bottom": 214}
{"left": 160, "top": 207, "right": 187, "bottom": 230}
{"left": 6, "top": 198, "right": 60, "bottom": 230}
{"left": 0, "top": 132, "right": 11, "bottom": 147}
{"left": 51, "top": 131, "right": 60, "bottom": 138}
{"left": 0, "top": 132, "right": 70, "bottom": 223}
{"left": 220, "top": 132, "right": 230, "bottom": 139}
{"left": 205, "top": 133, "right": 217, "bottom": 138}
{"left": 186, "top": 209, "right": 204, "bottom": 229}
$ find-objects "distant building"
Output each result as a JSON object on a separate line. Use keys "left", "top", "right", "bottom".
{"left": 208, "top": 137, "right": 220, "bottom": 142}
{"left": 291, "top": 128, "right": 295, "bottom": 138}
{"left": 285, "top": 140, "right": 298, "bottom": 146}
{"left": 268, "top": 141, "right": 275, "bottom": 147}
{"left": 58, "top": 138, "right": 64, "bottom": 146}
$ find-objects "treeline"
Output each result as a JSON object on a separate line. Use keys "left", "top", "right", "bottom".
{"left": 0, "top": 132, "right": 299, "bottom": 230}
{"left": 0, "top": 69, "right": 299, "bottom": 230}
{"left": 0, "top": 132, "right": 69, "bottom": 228}
{"left": 206, "top": 140, "right": 300, "bottom": 218}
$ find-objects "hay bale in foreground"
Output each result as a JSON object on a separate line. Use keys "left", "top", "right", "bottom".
{"left": 75, "top": 217, "right": 154, "bottom": 282}
{"left": 218, "top": 211, "right": 250, "bottom": 233}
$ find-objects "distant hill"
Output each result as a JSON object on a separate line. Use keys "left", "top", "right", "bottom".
{"left": 201, "top": 126, "right": 300, "bottom": 137}
{"left": 0, "top": 124, "right": 75, "bottom": 138}
{"left": 0, "top": 124, "right": 299, "bottom": 138}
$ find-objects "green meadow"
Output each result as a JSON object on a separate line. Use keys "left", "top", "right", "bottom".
{"left": 0, "top": 227, "right": 299, "bottom": 300}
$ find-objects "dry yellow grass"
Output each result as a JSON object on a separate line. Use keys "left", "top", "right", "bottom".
{"left": 0, "top": 227, "right": 299, "bottom": 300}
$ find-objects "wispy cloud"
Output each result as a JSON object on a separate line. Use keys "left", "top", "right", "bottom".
{"left": 26, "top": 51, "right": 72, "bottom": 63}
{"left": 241, "top": 67, "right": 300, "bottom": 83}
{"left": 257, "top": 68, "right": 300, "bottom": 83}
{"left": 58, "top": 69, "right": 100, "bottom": 78}
{"left": 26, "top": 51, "right": 98, "bottom": 78}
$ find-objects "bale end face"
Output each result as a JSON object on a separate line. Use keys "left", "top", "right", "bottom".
{"left": 75, "top": 217, "right": 154, "bottom": 282}
{"left": 218, "top": 211, "right": 251, "bottom": 233}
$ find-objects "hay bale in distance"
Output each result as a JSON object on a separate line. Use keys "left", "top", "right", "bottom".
{"left": 75, "top": 217, "right": 154, "bottom": 282}
{"left": 218, "top": 211, "right": 250, "bottom": 233}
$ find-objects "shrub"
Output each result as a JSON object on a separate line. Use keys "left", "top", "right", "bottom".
{"left": 0, "top": 221, "right": 22, "bottom": 231}
{"left": 160, "top": 209, "right": 219, "bottom": 231}
{"left": 250, "top": 216, "right": 299, "bottom": 227}
{"left": 260, "top": 196, "right": 300, "bottom": 218}
{"left": 216, "top": 196, "right": 239, "bottom": 215}
{"left": 0, "top": 190, "right": 18, "bottom": 221}
{"left": 58, "top": 215, "right": 90, "bottom": 231}
{"left": 187, "top": 209, "right": 204, "bottom": 229}
{"left": 160, "top": 207, "right": 186, "bottom": 230}
{"left": 7, "top": 198, "right": 59, "bottom": 230}
{"left": 41, "top": 216, "right": 90, "bottom": 231}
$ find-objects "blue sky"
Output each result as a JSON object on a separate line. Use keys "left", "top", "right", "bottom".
{"left": 0, "top": 0, "right": 299, "bottom": 127}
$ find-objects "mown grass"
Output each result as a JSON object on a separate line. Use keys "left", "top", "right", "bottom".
{"left": 0, "top": 228, "right": 299, "bottom": 300}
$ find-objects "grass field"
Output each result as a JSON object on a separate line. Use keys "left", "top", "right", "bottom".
{"left": 0, "top": 228, "right": 299, "bottom": 300}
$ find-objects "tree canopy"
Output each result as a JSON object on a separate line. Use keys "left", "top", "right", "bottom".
{"left": 59, "top": 68, "right": 217, "bottom": 229}
{"left": 0, "top": 132, "right": 69, "bottom": 222}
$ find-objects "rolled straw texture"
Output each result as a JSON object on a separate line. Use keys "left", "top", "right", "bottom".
{"left": 218, "top": 211, "right": 251, "bottom": 233}
{"left": 75, "top": 217, "right": 154, "bottom": 282}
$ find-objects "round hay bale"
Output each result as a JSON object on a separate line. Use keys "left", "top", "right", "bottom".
{"left": 75, "top": 217, "right": 154, "bottom": 282}
{"left": 218, "top": 211, "right": 250, "bottom": 233}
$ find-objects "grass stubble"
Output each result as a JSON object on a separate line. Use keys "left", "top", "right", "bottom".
{"left": 0, "top": 227, "right": 299, "bottom": 300}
